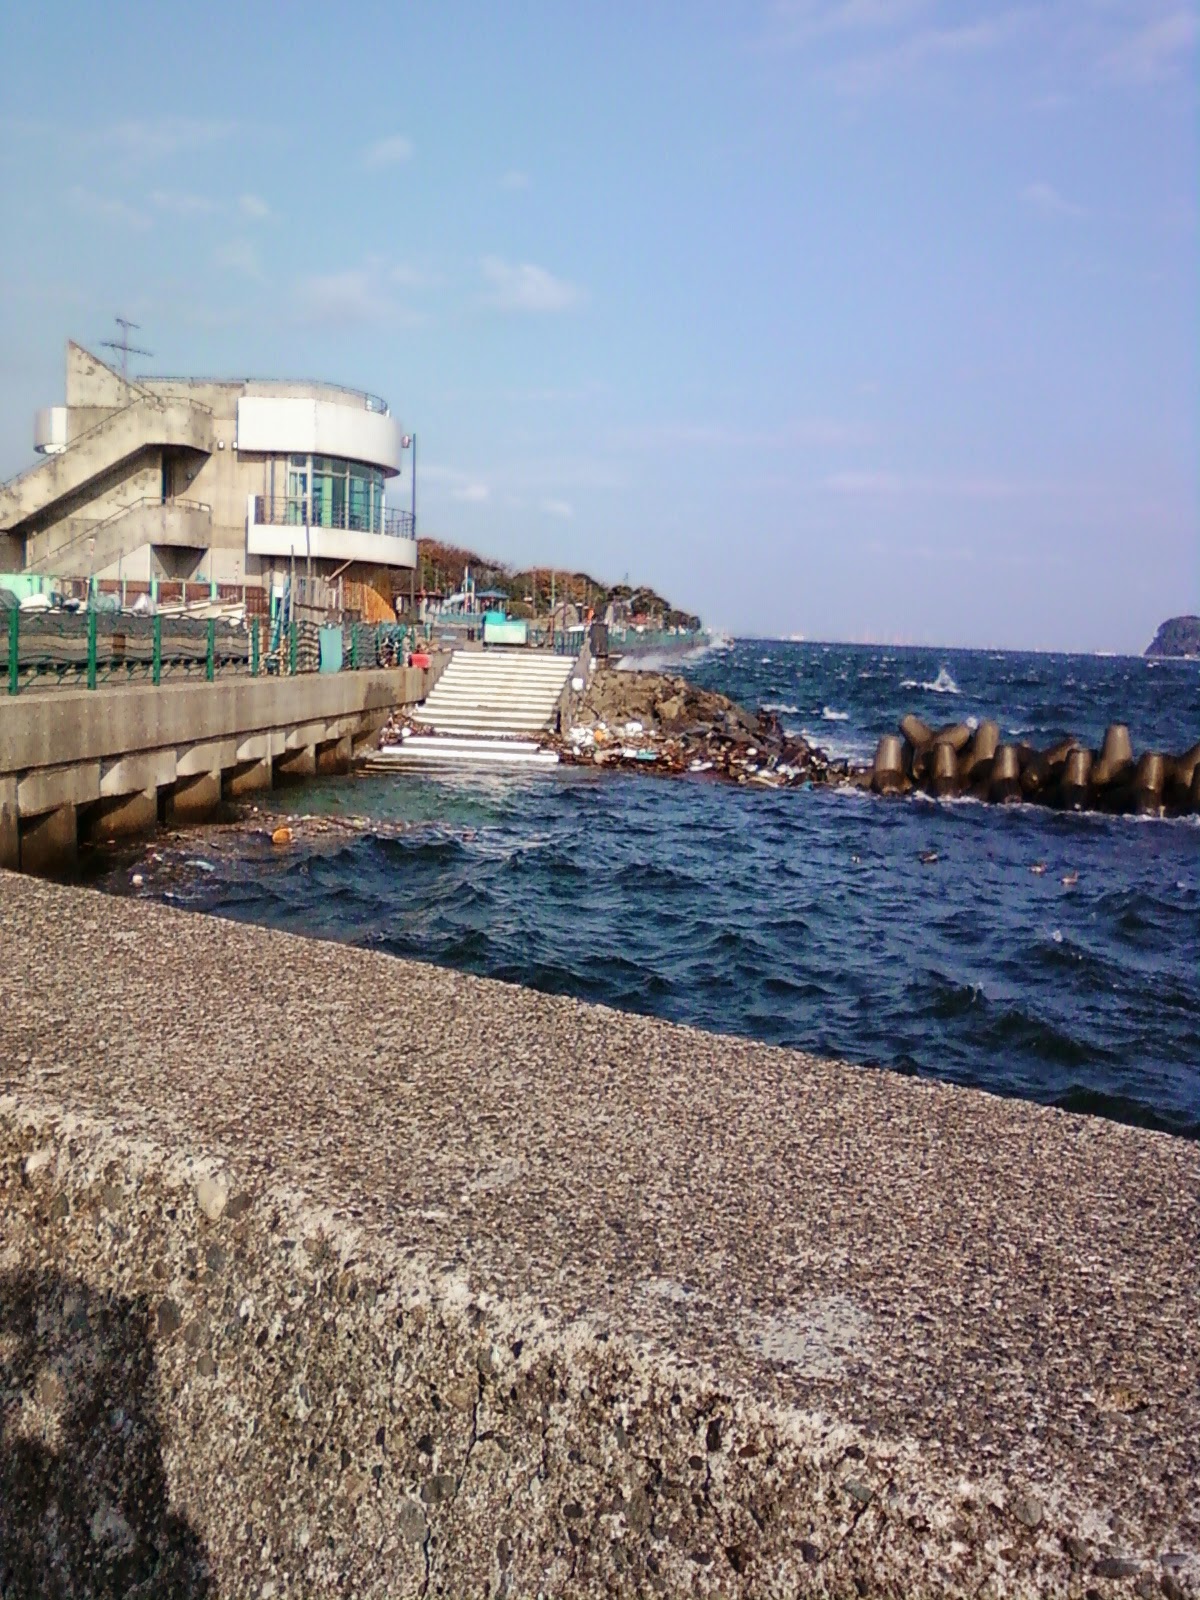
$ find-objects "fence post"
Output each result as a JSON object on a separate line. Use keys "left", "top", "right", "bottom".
{"left": 250, "top": 615, "right": 260, "bottom": 676}
{"left": 7, "top": 610, "right": 17, "bottom": 696}
{"left": 206, "top": 617, "right": 216, "bottom": 682}
{"left": 349, "top": 622, "right": 357, "bottom": 669}
{"left": 152, "top": 615, "right": 162, "bottom": 686}
{"left": 87, "top": 608, "right": 97, "bottom": 691}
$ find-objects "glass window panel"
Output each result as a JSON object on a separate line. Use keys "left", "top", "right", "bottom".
{"left": 287, "top": 463, "right": 308, "bottom": 523}
{"left": 348, "top": 468, "right": 370, "bottom": 532}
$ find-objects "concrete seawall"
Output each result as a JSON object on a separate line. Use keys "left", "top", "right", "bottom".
{"left": 0, "top": 666, "right": 432, "bottom": 871}
{"left": 0, "top": 875, "right": 1196, "bottom": 1597}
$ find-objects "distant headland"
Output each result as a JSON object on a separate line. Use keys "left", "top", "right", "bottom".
{"left": 1145, "top": 616, "right": 1200, "bottom": 658}
{"left": 415, "top": 538, "right": 701, "bottom": 630}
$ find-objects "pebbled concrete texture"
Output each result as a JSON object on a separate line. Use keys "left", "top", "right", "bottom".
{"left": 0, "top": 872, "right": 1196, "bottom": 1598}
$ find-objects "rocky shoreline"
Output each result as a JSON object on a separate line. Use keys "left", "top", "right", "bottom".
{"left": 500, "top": 669, "right": 1200, "bottom": 818}
{"left": 547, "top": 670, "right": 850, "bottom": 788}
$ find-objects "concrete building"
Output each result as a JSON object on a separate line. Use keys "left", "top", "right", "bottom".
{"left": 0, "top": 342, "right": 416, "bottom": 601}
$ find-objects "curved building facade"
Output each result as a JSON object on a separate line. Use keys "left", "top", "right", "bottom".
{"left": 0, "top": 342, "right": 416, "bottom": 599}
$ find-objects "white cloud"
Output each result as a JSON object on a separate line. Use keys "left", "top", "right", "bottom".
{"left": 1100, "top": 7, "right": 1197, "bottom": 83}
{"left": 294, "top": 263, "right": 421, "bottom": 327}
{"left": 295, "top": 270, "right": 381, "bottom": 324}
{"left": 480, "top": 256, "right": 585, "bottom": 313}
{"left": 390, "top": 261, "right": 439, "bottom": 289}
{"left": 68, "top": 186, "right": 151, "bottom": 230}
{"left": 616, "top": 417, "right": 865, "bottom": 451}
{"left": 767, "top": 0, "right": 937, "bottom": 47}
{"left": 238, "top": 193, "right": 272, "bottom": 220}
{"left": 824, "top": 470, "right": 1026, "bottom": 499}
{"left": 364, "top": 134, "right": 414, "bottom": 168}
{"left": 763, "top": 1, "right": 1029, "bottom": 91}
{"left": 99, "top": 117, "right": 236, "bottom": 163}
{"left": 451, "top": 483, "right": 490, "bottom": 503}
{"left": 150, "top": 189, "right": 218, "bottom": 216}
{"left": 832, "top": 11, "right": 1026, "bottom": 91}
{"left": 541, "top": 498, "right": 575, "bottom": 519}
{"left": 500, "top": 169, "right": 531, "bottom": 190}
{"left": 213, "top": 239, "right": 264, "bottom": 281}
{"left": 1021, "top": 180, "right": 1087, "bottom": 219}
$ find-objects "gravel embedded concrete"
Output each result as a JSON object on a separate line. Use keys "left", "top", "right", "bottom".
{"left": 0, "top": 871, "right": 1196, "bottom": 1597}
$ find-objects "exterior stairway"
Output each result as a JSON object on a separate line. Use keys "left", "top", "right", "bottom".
{"left": 368, "top": 648, "right": 576, "bottom": 768}
{"left": 0, "top": 396, "right": 214, "bottom": 532}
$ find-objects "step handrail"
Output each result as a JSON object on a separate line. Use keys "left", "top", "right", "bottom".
{"left": 26, "top": 496, "right": 213, "bottom": 574}
{"left": 1, "top": 391, "right": 214, "bottom": 492}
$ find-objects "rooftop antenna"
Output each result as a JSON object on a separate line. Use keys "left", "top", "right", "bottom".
{"left": 100, "top": 316, "right": 152, "bottom": 382}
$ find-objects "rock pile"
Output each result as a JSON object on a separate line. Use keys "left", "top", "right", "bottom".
{"left": 376, "top": 668, "right": 1199, "bottom": 819}
{"left": 868, "top": 716, "right": 1200, "bottom": 816}
{"left": 551, "top": 671, "right": 847, "bottom": 787}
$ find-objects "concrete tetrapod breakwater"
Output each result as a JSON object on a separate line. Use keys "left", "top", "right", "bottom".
{"left": 0, "top": 877, "right": 1197, "bottom": 1598}
{"left": 870, "top": 717, "right": 1200, "bottom": 816}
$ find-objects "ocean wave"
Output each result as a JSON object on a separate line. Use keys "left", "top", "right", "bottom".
{"left": 100, "top": 634, "right": 1200, "bottom": 1141}
{"left": 900, "top": 667, "right": 960, "bottom": 695}
{"left": 927, "top": 667, "right": 960, "bottom": 695}
{"left": 616, "top": 646, "right": 709, "bottom": 673}
{"left": 799, "top": 726, "right": 873, "bottom": 763}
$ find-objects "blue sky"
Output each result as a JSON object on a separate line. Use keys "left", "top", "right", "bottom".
{"left": 1, "top": 0, "right": 1195, "bottom": 650}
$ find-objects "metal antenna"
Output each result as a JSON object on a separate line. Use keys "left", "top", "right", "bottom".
{"left": 100, "top": 316, "right": 152, "bottom": 382}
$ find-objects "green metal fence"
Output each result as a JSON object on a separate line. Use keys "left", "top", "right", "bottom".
{"left": 1, "top": 610, "right": 415, "bottom": 697}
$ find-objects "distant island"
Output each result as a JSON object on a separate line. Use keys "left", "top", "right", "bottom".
{"left": 1145, "top": 616, "right": 1200, "bottom": 658}
{"left": 414, "top": 538, "right": 701, "bottom": 630}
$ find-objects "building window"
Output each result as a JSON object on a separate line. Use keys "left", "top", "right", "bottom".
{"left": 274, "top": 454, "right": 385, "bottom": 532}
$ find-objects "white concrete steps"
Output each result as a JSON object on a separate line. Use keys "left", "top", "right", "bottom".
{"left": 375, "top": 648, "right": 576, "bottom": 768}
{"left": 366, "top": 738, "right": 559, "bottom": 769}
{"left": 413, "top": 649, "right": 574, "bottom": 739}
{"left": 411, "top": 713, "right": 560, "bottom": 735}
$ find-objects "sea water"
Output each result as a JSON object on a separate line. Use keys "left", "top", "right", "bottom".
{"left": 99, "top": 642, "right": 1200, "bottom": 1136}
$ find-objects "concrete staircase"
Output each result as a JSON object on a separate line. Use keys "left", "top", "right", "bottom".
{"left": 0, "top": 397, "right": 214, "bottom": 532}
{"left": 372, "top": 648, "right": 576, "bottom": 767}
{"left": 27, "top": 497, "right": 213, "bottom": 576}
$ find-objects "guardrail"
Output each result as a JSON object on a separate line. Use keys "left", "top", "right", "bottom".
{"left": 252, "top": 496, "right": 413, "bottom": 540}
{"left": 1, "top": 609, "right": 414, "bottom": 696}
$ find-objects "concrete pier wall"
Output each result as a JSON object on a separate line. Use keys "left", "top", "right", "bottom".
{"left": 0, "top": 666, "right": 430, "bottom": 870}
{"left": 0, "top": 876, "right": 1196, "bottom": 1597}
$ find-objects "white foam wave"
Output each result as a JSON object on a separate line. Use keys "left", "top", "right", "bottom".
{"left": 926, "top": 666, "right": 960, "bottom": 695}
{"left": 822, "top": 706, "right": 849, "bottom": 721}
{"left": 616, "top": 642, "right": 714, "bottom": 673}
{"left": 762, "top": 701, "right": 799, "bottom": 714}
{"left": 901, "top": 666, "right": 961, "bottom": 695}
{"left": 798, "top": 725, "right": 873, "bottom": 763}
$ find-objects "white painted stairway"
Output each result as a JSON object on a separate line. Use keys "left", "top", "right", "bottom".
{"left": 367, "top": 648, "right": 575, "bottom": 768}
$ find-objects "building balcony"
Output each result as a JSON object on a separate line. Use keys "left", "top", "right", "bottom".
{"left": 246, "top": 495, "right": 416, "bottom": 570}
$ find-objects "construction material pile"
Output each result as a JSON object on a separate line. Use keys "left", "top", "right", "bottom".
{"left": 549, "top": 671, "right": 847, "bottom": 787}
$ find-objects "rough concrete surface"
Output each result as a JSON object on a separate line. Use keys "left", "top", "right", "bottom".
{"left": 0, "top": 872, "right": 1196, "bottom": 1598}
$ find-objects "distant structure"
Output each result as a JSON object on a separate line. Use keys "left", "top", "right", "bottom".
{"left": 0, "top": 341, "right": 416, "bottom": 601}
